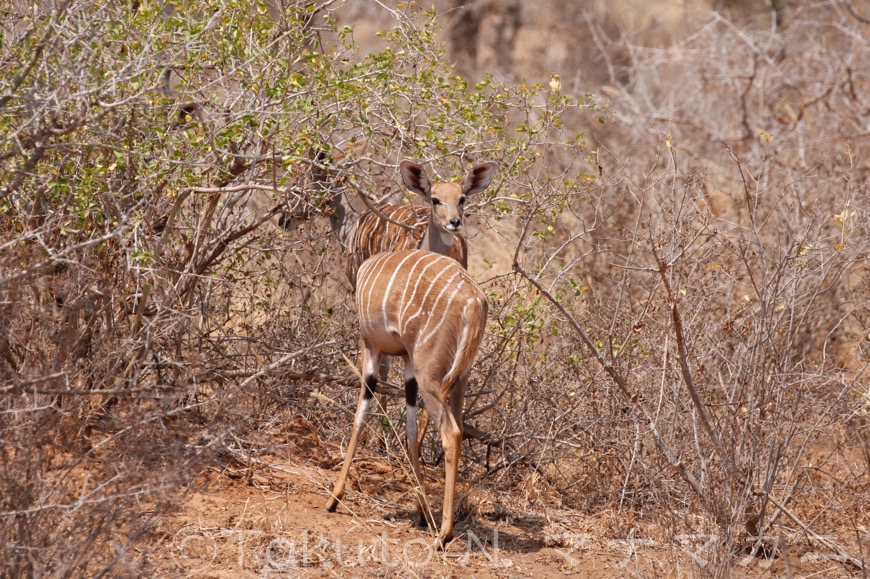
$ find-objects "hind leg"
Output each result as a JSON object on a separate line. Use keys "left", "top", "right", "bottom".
{"left": 416, "top": 404, "right": 430, "bottom": 458}
{"left": 404, "top": 357, "right": 434, "bottom": 529}
{"left": 378, "top": 354, "right": 390, "bottom": 383}
{"left": 435, "top": 377, "right": 467, "bottom": 548}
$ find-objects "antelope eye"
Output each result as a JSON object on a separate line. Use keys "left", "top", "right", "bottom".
{"left": 431, "top": 198, "right": 442, "bottom": 206}
{"left": 458, "top": 197, "right": 466, "bottom": 206}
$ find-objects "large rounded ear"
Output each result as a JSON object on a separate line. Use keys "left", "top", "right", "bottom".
{"left": 399, "top": 160, "right": 432, "bottom": 198}
{"left": 461, "top": 162, "right": 498, "bottom": 196}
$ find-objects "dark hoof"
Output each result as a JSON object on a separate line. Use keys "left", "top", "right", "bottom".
{"left": 434, "top": 534, "right": 453, "bottom": 551}
{"left": 416, "top": 512, "right": 429, "bottom": 528}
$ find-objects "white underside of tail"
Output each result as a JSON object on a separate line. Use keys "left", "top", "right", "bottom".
{"left": 442, "top": 299, "right": 477, "bottom": 388}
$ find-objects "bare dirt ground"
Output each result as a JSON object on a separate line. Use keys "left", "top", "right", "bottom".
{"left": 143, "top": 420, "right": 856, "bottom": 578}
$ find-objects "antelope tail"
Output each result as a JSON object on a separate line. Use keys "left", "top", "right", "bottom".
{"left": 439, "top": 297, "right": 487, "bottom": 400}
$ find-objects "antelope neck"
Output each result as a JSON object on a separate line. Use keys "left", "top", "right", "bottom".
{"left": 420, "top": 219, "right": 456, "bottom": 255}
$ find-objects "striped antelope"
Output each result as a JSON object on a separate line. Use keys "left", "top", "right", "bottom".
{"left": 345, "top": 160, "right": 498, "bottom": 288}
{"left": 346, "top": 160, "right": 496, "bottom": 453}
{"left": 326, "top": 249, "right": 488, "bottom": 548}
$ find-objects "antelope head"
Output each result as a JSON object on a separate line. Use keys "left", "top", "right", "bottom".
{"left": 399, "top": 160, "right": 497, "bottom": 247}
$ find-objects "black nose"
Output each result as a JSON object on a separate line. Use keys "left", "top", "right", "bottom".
{"left": 450, "top": 218, "right": 461, "bottom": 228}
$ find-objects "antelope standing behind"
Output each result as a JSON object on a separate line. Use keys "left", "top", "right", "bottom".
{"left": 345, "top": 160, "right": 498, "bottom": 288}
{"left": 325, "top": 249, "right": 488, "bottom": 548}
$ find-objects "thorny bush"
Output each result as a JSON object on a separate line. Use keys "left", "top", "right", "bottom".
{"left": 0, "top": 0, "right": 868, "bottom": 575}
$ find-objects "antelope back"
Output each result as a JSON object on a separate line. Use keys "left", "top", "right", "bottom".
{"left": 346, "top": 204, "right": 467, "bottom": 288}
{"left": 356, "top": 250, "right": 487, "bottom": 397}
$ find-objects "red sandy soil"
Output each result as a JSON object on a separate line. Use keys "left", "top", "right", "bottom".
{"left": 144, "top": 419, "right": 857, "bottom": 578}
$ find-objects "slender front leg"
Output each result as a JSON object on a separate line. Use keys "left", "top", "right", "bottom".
{"left": 326, "top": 341, "right": 380, "bottom": 512}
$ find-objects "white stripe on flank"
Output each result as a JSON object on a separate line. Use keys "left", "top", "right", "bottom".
{"left": 360, "top": 253, "right": 392, "bottom": 313}
{"left": 417, "top": 272, "right": 464, "bottom": 347}
{"left": 358, "top": 253, "right": 393, "bottom": 334}
{"left": 397, "top": 253, "right": 429, "bottom": 321}
{"left": 381, "top": 251, "right": 420, "bottom": 332}
{"left": 399, "top": 254, "right": 441, "bottom": 322}
{"left": 401, "top": 260, "right": 454, "bottom": 336}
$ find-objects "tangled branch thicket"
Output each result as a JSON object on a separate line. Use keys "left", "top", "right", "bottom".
{"left": 1, "top": 0, "right": 868, "bottom": 575}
